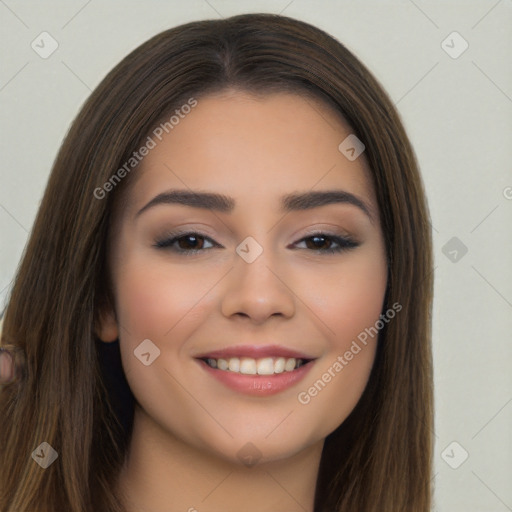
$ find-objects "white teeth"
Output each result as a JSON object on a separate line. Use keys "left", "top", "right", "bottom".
{"left": 228, "top": 357, "right": 240, "bottom": 372}
{"left": 274, "top": 357, "right": 285, "bottom": 373}
{"left": 217, "top": 358, "right": 228, "bottom": 371}
{"left": 205, "top": 356, "right": 306, "bottom": 374}
{"left": 256, "top": 357, "right": 274, "bottom": 375}
{"left": 284, "top": 358, "right": 296, "bottom": 372}
{"left": 239, "top": 358, "right": 257, "bottom": 375}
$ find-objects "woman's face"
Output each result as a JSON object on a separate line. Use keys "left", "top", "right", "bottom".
{"left": 99, "top": 90, "right": 388, "bottom": 465}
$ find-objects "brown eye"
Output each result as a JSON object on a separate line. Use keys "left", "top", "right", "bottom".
{"left": 154, "top": 231, "right": 359, "bottom": 256}
{"left": 304, "top": 235, "right": 333, "bottom": 251}
{"left": 154, "top": 232, "right": 218, "bottom": 254}
{"left": 294, "top": 233, "right": 360, "bottom": 254}
{"left": 176, "top": 234, "right": 206, "bottom": 250}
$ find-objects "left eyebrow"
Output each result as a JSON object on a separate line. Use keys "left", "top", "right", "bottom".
{"left": 135, "top": 189, "right": 375, "bottom": 223}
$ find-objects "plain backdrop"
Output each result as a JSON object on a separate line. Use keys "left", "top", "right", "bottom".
{"left": 1, "top": 1, "right": 511, "bottom": 511}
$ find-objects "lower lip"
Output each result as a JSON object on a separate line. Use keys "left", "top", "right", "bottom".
{"left": 197, "top": 359, "right": 315, "bottom": 396}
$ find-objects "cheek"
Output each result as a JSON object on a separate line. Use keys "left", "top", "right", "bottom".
{"left": 113, "top": 258, "right": 215, "bottom": 340}
{"left": 111, "top": 256, "right": 221, "bottom": 396}
{"left": 111, "top": 258, "right": 220, "bottom": 435}
{"left": 309, "top": 249, "right": 388, "bottom": 347}
{"left": 294, "top": 250, "right": 387, "bottom": 433}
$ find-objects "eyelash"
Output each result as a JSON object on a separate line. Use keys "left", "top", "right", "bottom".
{"left": 153, "top": 230, "right": 360, "bottom": 255}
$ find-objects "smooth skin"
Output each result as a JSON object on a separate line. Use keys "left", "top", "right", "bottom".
{"left": 97, "top": 89, "right": 388, "bottom": 512}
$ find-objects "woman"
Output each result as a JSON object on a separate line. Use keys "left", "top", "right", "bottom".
{"left": 0, "top": 13, "right": 434, "bottom": 512}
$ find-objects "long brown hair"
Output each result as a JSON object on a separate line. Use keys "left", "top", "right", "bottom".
{"left": 0, "top": 13, "right": 433, "bottom": 511}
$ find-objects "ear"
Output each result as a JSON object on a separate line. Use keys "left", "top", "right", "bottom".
{"left": 95, "top": 306, "right": 119, "bottom": 343}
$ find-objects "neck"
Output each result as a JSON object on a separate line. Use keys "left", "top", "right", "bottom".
{"left": 116, "top": 404, "right": 323, "bottom": 512}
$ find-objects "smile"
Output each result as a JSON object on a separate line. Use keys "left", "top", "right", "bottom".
{"left": 203, "top": 356, "right": 307, "bottom": 375}
{"left": 194, "top": 345, "right": 317, "bottom": 396}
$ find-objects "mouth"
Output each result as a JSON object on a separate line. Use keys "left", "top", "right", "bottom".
{"left": 194, "top": 345, "right": 317, "bottom": 396}
{"left": 200, "top": 356, "right": 311, "bottom": 375}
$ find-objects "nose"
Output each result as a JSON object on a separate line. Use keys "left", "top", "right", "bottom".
{"left": 220, "top": 247, "right": 296, "bottom": 325}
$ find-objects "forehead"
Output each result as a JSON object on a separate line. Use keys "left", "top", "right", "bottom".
{"left": 123, "top": 90, "right": 376, "bottom": 215}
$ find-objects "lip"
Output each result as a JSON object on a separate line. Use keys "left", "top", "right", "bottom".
{"left": 197, "top": 359, "right": 315, "bottom": 396}
{"left": 194, "top": 344, "right": 318, "bottom": 396}
{"left": 194, "top": 344, "right": 316, "bottom": 360}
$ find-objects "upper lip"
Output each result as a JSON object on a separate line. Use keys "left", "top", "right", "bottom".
{"left": 194, "top": 344, "right": 317, "bottom": 361}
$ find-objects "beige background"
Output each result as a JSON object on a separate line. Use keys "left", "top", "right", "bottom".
{"left": 1, "top": 1, "right": 511, "bottom": 510}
